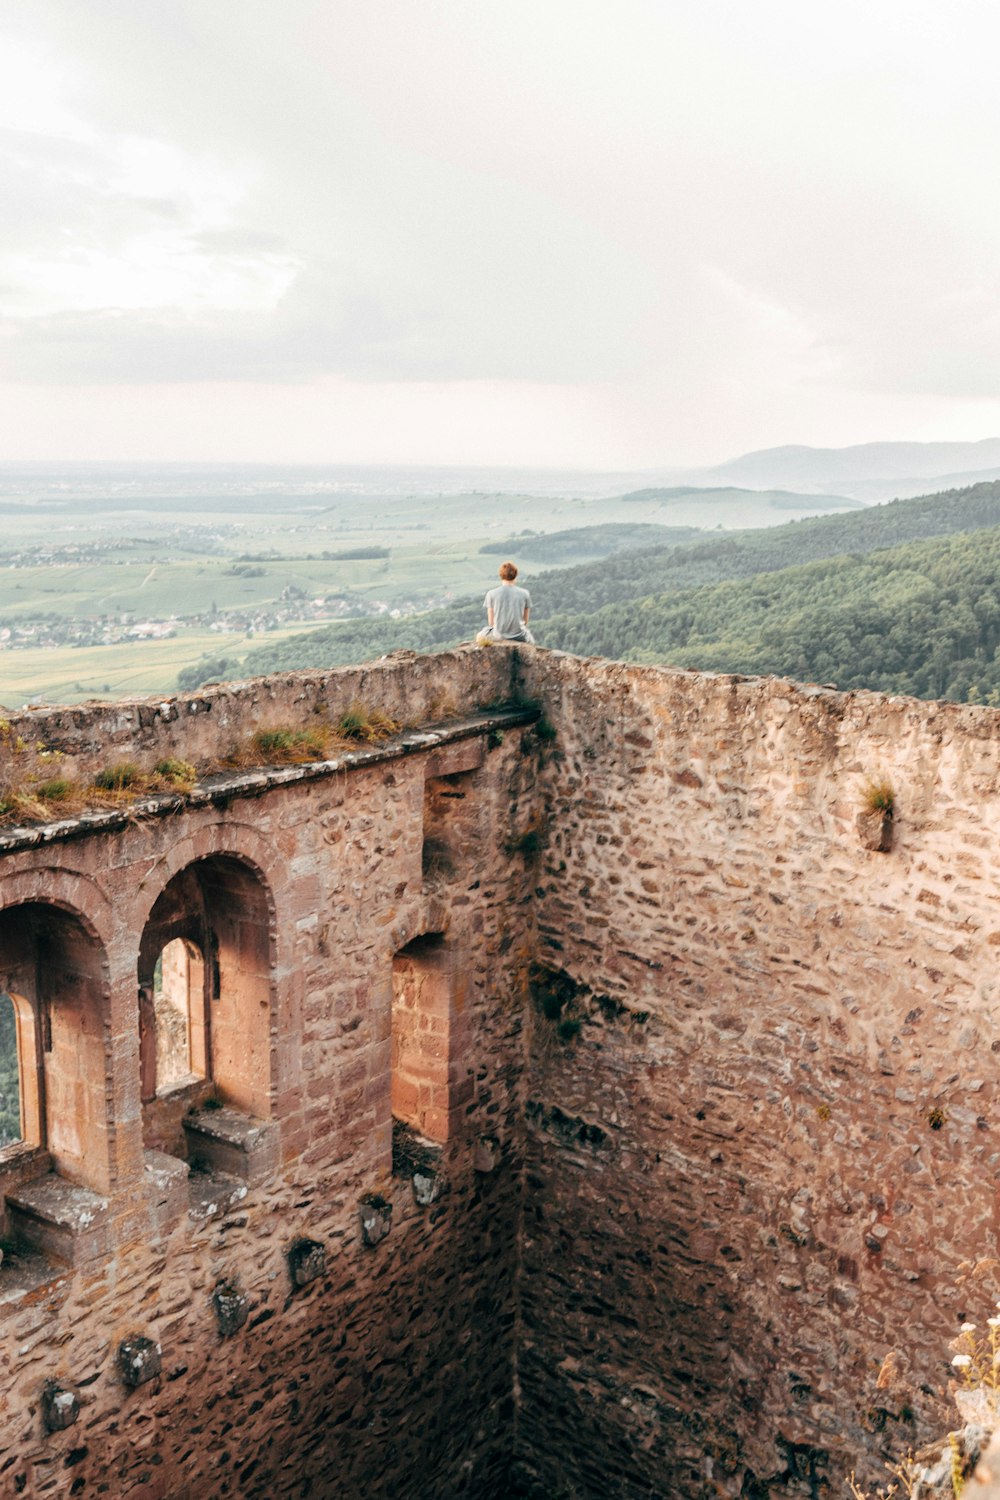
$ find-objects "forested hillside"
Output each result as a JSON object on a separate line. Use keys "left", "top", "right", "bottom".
{"left": 479, "top": 522, "right": 699, "bottom": 562}
{"left": 539, "top": 526, "right": 1000, "bottom": 704}
{"left": 179, "top": 480, "right": 1000, "bottom": 695}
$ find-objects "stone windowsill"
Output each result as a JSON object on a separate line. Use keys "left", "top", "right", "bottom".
{"left": 0, "top": 1244, "right": 68, "bottom": 1306}
{"left": 184, "top": 1105, "right": 280, "bottom": 1187}
{"left": 6, "top": 1173, "right": 109, "bottom": 1266}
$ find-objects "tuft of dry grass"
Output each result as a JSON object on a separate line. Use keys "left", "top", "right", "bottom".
{"left": 862, "top": 776, "right": 895, "bottom": 817}
{"left": 0, "top": 752, "right": 202, "bottom": 828}
{"left": 221, "top": 723, "right": 341, "bottom": 770}
{"left": 0, "top": 699, "right": 404, "bottom": 827}
{"left": 336, "top": 703, "right": 400, "bottom": 743}
{"left": 154, "top": 758, "right": 197, "bottom": 791}
{"left": 222, "top": 704, "right": 401, "bottom": 770}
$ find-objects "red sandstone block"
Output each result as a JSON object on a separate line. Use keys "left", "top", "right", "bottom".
{"left": 339, "top": 1058, "right": 369, "bottom": 1090}
{"left": 420, "top": 1107, "right": 450, "bottom": 1140}
{"left": 363, "top": 1075, "right": 390, "bottom": 1108}
{"left": 280, "top": 1131, "right": 308, "bottom": 1163}
{"left": 449, "top": 1076, "right": 475, "bottom": 1107}
{"left": 392, "top": 1079, "right": 420, "bottom": 1115}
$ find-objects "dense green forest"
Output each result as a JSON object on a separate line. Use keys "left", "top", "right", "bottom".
{"left": 0, "top": 996, "right": 21, "bottom": 1148}
{"left": 178, "top": 480, "right": 1000, "bottom": 701}
{"left": 540, "top": 526, "right": 1000, "bottom": 703}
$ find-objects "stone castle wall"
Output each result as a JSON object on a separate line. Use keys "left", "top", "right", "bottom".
{"left": 1, "top": 645, "right": 999, "bottom": 1497}
{"left": 0, "top": 649, "right": 544, "bottom": 1499}
{"left": 518, "top": 652, "right": 1000, "bottom": 1497}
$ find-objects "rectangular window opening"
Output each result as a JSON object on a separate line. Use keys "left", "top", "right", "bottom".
{"left": 391, "top": 934, "right": 453, "bottom": 1145}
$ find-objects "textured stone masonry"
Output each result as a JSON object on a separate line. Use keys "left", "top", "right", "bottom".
{"left": 0, "top": 650, "right": 540, "bottom": 1499}
{"left": 517, "top": 652, "right": 1000, "bottom": 1498}
{"left": 2, "top": 645, "right": 1000, "bottom": 1497}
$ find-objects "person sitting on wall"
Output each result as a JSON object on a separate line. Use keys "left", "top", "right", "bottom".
{"left": 476, "top": 561, "right": 535, "bottom": 646}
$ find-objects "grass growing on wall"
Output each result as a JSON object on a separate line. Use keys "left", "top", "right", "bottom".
{"left": 0, "top": 701, "right": 404, "bottom": 827}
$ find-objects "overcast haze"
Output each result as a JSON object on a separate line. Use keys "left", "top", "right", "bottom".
{"left": 3, "top": 0, "right": 1000, "bottom": 468}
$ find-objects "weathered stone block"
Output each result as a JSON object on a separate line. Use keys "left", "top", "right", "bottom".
{"left": 412, "top": 1168, "right": 441, "bottom": 1206}
{"left": 474, "top": 1135, "right": 501, "bottom": 1173}
{"left": 857, "top": 808, "right": 894, "bottom": 852}
{"left": 6, "top": 1175, "right": 109, "bottom": 1267}
{"left": 184, "top": 1106, "right": 280, "bottom": 1187}
{"left": 144, "top": 1149, "right": 189, "bottom": 1233}
{"left": 359, "top": 1194, "right": 393, "bottom": 1247}
{"left": 424, "top": 736, "right": 485, "bottom": 779}
{"left": 187, "top": 1167, "right": 248, "bottom": 1223}
{"left": 118, "top": 1336, "right": 162, "bottom": 1389}
{"left": 212, "top": 1281, "right": 251, "bottom": 1337}
{"left": 41, "top": 1382, "right": 79, "bottom": 1433}
{"left": 288, "top": 1237, "right": 326, "bottom": 1287}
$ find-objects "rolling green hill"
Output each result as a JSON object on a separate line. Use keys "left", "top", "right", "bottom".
{"left": 185, "top": 479, "right": 1000, "bottom": 691}
{"left": 479, "top": 522, "right": 700, "bottom": 562}
{"left": 618, "top": 484, "right": 863, "bottom": 511}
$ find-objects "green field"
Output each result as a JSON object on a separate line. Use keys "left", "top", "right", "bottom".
{"left": 0, "top": 548, "right": 483, "bottom": 621}
{"left": 0, "top": 625, "right": 314, "bottom": 707}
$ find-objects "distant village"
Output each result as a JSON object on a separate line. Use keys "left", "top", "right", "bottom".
{"left": 0, "top": 588, "right": 454, "bottom": 652}
{"left": 0, "top": 536, "right": 453, "bottom": 651}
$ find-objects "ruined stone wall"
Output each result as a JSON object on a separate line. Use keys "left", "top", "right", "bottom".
{"left": 515, "top": 651, "right": 1000, "bottom": 1498}
{"left": 0, "top": 650, "right": 544, "bottom": 1499}
{"left": 7, "top": 643, "right": 1000, "bottom": 1500}
{"left": 0, "top": 647, "right": 521, "bottom": 784}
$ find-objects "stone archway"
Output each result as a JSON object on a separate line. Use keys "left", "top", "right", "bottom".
{"left": 0, "top": 901, "right": 110, "bottom": 1193}
{"left": 138, "top": 854, "right": 275, "bottom": 1153}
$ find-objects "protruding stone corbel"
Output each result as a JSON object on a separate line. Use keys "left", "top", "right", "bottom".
{"left": 288, "top": 1237, "right": 326, "bottom": 1288}
{"left": 42, "top": 1381, "right": 79, "bottom": 1432}
{"left": 474, "top": 1135, "right": 501, "bottom": 1173}
{"left": 359, "top": 1194, "right": 392, "bottom": 1247}
{"left": 858, "top": 778, "right": 895, "bottom": 853}
{"left": 412, "top": 1168, "right": 441, "bottom": 1206}
{"left": 118, "top": 1336, "right": 162, "bottom": 1389}
{"left": 212, "top": 1280, "right": 251, "bottom": 1336}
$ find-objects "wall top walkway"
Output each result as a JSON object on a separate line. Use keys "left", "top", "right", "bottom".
{"left": 0, "top": 645, "right": 527, "bottom": 773}
{"left": 0, "top": 703, "right": 539, "bottom": 856}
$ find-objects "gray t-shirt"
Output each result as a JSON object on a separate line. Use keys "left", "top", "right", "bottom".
{"left": 485, "top": 583, "right": 531, "bottom": 638}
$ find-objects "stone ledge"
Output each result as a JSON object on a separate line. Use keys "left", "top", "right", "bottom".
{"left": 0, "top": 704, "right": 539, "bottom": 853}
{"left": 187, "top": 1167, "right": 248, "bottom": 1223}
{"left": 6, "top": 1174, "right": 109, "bottom": 1266}
{"left": 0, "top": 1245, "right": 67, "bottom": 1307}
{"left": 144, "top": 1149, "right": 190, "bottom": 1232}
{"left": 184, "top": 1106, "right": 279, "bottom": 1187}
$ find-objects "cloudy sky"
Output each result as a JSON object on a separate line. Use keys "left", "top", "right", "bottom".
{"left": 2, "top": 0, "right": 1000, "bottom": 467}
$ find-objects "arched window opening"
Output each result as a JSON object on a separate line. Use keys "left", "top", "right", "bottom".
{"left": 0, "top": 992, "right": 22, "bottom": 1150}
{"left": 139, "top": 855, "right": 273, "bottom": 1157}
{"left": 152, "top": 939, "right": 206, "bottom": 1095}
{"left": 0, "top": 903, "right": 107, "bottom": 1191}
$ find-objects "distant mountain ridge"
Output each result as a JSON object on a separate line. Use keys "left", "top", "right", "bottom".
{"left": 680, "top": 438, "right": 1000, "bottom": 499}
